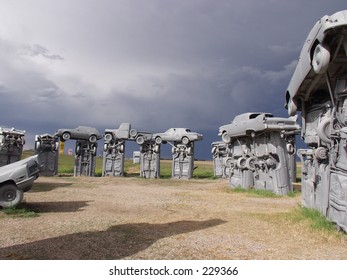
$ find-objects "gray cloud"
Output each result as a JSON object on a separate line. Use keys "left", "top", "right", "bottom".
{"left": 0, "top": 0, "right": 346, "bottom": 158}
{"left": 20, "top": 44, "right": 64, "bottom": 60}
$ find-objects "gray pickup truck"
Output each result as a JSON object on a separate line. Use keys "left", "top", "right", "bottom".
{"left": 0, "top": 155, "right": 40, "bottom": 208}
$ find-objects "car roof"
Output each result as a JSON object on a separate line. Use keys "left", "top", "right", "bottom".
{"left": 233, "top": 112, "right": 273, "bottom": 122}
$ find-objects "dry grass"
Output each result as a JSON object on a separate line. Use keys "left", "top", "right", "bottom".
{"left": 0, "top": 176, "right": 346, "bottom": 260}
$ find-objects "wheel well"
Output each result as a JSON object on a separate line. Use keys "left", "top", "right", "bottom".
{"left": 310, "top": 39, "right": 320, "bottom": 61}
{"left": 0, "top": 180, "right": 17, "bottom": 188}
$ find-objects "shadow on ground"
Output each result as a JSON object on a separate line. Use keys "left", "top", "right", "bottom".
{"left": 0, "top": 219, "right": 226, "bottom": 259}
{"left": 29, "top": 182, "right": 73, "bottom": 193}
{"left": 21, "top": 201, "right": 91, "bottom": 213}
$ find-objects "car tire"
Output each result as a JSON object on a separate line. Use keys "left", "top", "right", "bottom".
{"left": 317, "top": 118, "right": 332, "bottom": 143}
{"left": 222, "top": 132, "right": 231, "bottom": 143}
{"left": 154, "top": 145, "right": 160, "bottom": 153}
{"left": 62, "top": 132, "right": 71, "bottom": 141}
{"left": 104, "top": 133, "right": 112, "bottom": 141}
{"left": 245, "top": 157, "right": 256, "bottom": 171}
{"left": 129, "top": 129, "right": 137, "bottom": 138}
{"left": 76, "top": 144, "right": 81, "bottom": 155}
{"left": 237, "top": 157, "right": 247, "bottom": 170}
{"left": 89, "top": 134, "right": 97, "bottom": 143}
{"left": 312, "top": 44, "right": 330, "bottom": 74}
{"left": 286, "top": 143, "right": 295, "bottom": 155}
{"left": 181, "top": 136, "right": 189, "bottom": 145}
{"left": 136, "top": 135, "right": 145, "bottom": 145}
{"left": 246, "top": 130, "right": 256, "bottom": 138}
{"left": 91, "top": 145, "right": 97, "bottom": 156}
{"left": 35, "top": 141, "right": 41, "bottom": 152}
{"left": 0, "top": 183, "right": 24, "bottom": 208}
{"left": 155, "top": 137, "right": 162, "bottom": 145}
{"left": 103, "top": 143, "right": 109, "bottom": 152}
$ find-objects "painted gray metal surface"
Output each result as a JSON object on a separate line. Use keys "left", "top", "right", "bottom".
{"left": 218, "top": 113, "right": 299, "bottom": 195}
{"left": 139, "top": 141, "right": 160, "bottom": 179}
{"left": 211, "top": 141, "right": 231, "bottom": 178}
{"left": 286, "top": 10, "right": 347, "bottom": 231}
{"left": 0, "top": 155, "right": 40, "bottom": 208}
{"left": 152, "top": 127, "right": 202, "bottom": 179}
{"left": 172, "top": 143, "right": 195, "bottom": 179}
{"left": 103, "top": 127, "right": 125, "bottom": 177}
{"left": 55, "top": 126, "right": 102, "bottom": 143}
{"left": 154, "top": 128, "right": 203, "bottom": 145}
{"left": 0, "top": 127, "right": 25, "bottom": 167}
{"left": 74, "top": 140, "right": 97, "bottom": 177}
{"left": 34, "top": 134, "right": 59, "bottom": 176}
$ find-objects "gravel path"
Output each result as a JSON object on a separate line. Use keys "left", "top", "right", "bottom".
{"left": 0, "top": 176, "right": 346, "bottom": 260}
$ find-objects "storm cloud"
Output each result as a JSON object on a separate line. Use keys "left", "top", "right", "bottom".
{"left": 0, "top": 0, "right": 346, "bottom": 158}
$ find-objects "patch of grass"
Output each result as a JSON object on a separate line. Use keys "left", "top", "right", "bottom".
{"left": 291, "top": 206, "right": 338, "bottom": 233}
{"left": 1, "top": 206, "right": 39, "bottom": 218}
{"left": 287, "top": 190, "right": 300, "bottom": 197}
{"left": 231, "top": 187, "right": 279, "bottom": 198}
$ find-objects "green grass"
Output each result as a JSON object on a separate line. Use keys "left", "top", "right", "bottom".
{"left": 231, "top": 187, "right": 280, "bottom": 197}
{"left": 291, "top": 206, "right": 338, "bottom": 233}
{"left": 1, "top": 206, "right": 39, "bottom": 218}
{"left": 26, "top": 149, "right": 215, "bottom": 179}
{"left": 23, "top": 150, "right": 301, "bottom": 182}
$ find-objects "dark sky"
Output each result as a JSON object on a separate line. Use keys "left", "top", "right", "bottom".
{"left": 0, "top": 0, "right": 346, "bottom": 159}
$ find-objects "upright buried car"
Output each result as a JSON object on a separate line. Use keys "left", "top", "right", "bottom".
{"left": 0, "top": 155, "right": 40, "bottom": 208}
{"left": 55, "top": 126, "right": 102, "bottom": 143}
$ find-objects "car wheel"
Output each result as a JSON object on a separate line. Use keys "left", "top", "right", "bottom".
{"left": 225, "top": 157, "right": 233, "bottom": 167}
{"left": 136, "top": 135, "right": 145, "bottom": 145}
{"left": 103, "top": 143, "right": 109, "bottom": 152}
{"left": 155, "top": 136, "right": 162, "bottom": 145}
{"left": 91, "top": 145, "right": 97, "bottom": 156}
{"left": 222, "top": 132, "right": 231, "bottom": 143}
{"left": 119, "top": 144, "right": 124, "bottom": 153}
{"left": 104, "top": 133, "right": 112, "bottom": 141}
{"left": 62, "top": 132, "right": 71, "bottom": 141}
{"left": 76, "top": 144, "right": 82, "bottom": 155}
{"left": 129, "top": 129, "right": 137, "bottom": 138}
{"left": 89, "top": 134, "right": 97, "bottom": 143}
{"left": 317, "top": 118, "right": 332, "bottom": 143}
{"left": 181, "top": 136, "right": 189, "bottom": 145}
{"left": 312, "top": 44, "right": 330, "bottom": 74}
{"left": 237, "top": 157, "right": 247, "bottom": 170}
{"left": 35, "top": 141, "right": 41, "bottom": 152}
{"left": 286, "top": 143, "right": 295, "bottom": 155}
{"left": 246, "top": 130, "right": 256, "bottom": 138}
{"left": 154, "top": 144, "right": 160, "bottom": 153}
{"left": 0, "top": 183, "right": 23, "bottom": 208}
{"left": 245, "top": 157, "right": 256, "bottom": 171}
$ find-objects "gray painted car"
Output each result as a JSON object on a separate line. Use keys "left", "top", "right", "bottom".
{"left": 0, "top": 155, "right": 40, "bottom": 208}
{"left": 55, "top": 126, "right": 102, "bottom": 143}
{"left": 104, "top": 123, "right": 152, "bottom": 145}
{"left": 154, "top": 128, "right": 203, "bottom": 144}
{"left": 218, "top": 112, "right": 300, "bottom": 143}
{"left": 285, "top": 10, "right": 347, "bottom": 116}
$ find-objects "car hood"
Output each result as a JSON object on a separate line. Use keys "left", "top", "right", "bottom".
{"left": 0, "top": 155, "right": 39, "bottom": 173}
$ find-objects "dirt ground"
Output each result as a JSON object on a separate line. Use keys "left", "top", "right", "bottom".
{"left": 0, "top": 175, "right": 347, "bottom": 260}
